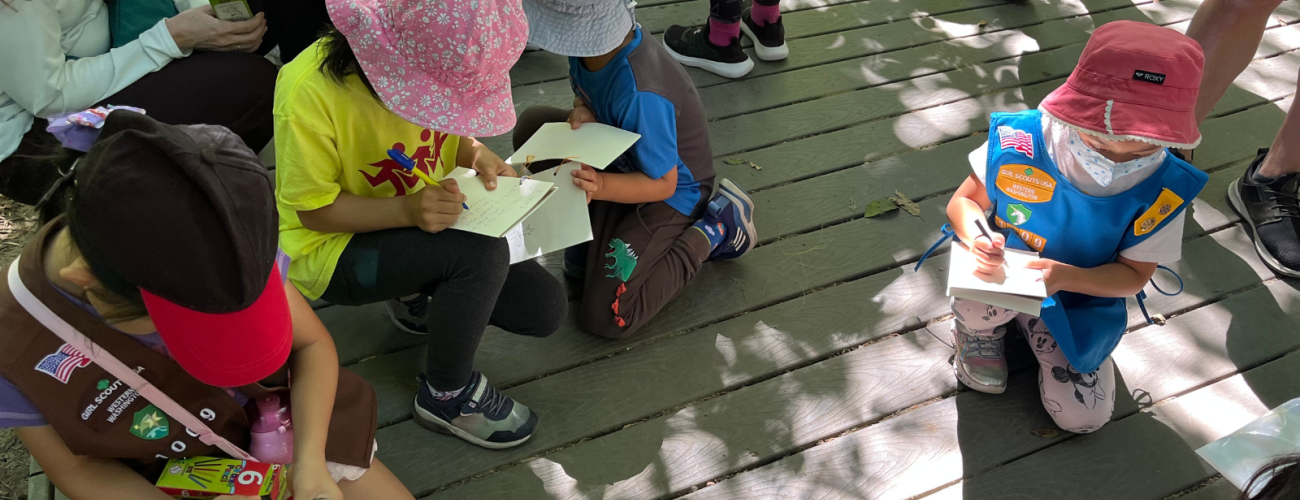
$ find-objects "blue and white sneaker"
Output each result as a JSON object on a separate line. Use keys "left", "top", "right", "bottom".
{"left": 413, "top": 372, "right": 538, "bottom": 449}
{"left": 705, "top": 179, "right": 758, "bottom": 260}
{"left": 385, "top": 295, "right": 429, "bottom": 335}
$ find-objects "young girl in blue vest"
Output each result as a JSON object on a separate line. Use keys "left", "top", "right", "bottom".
{"left": 943, "top": 21, "right": 1208, "bottom": 433}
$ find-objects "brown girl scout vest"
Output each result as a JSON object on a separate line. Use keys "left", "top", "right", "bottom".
{"left": 0, "top": 221, "right": 377, "bottom": 477}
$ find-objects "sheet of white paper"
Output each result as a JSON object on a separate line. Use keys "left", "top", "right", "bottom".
{"left": 507, "top": 163, "right": 594, "bottom": 264}
{"left": 447, "top": 167, "right": 555, "bottom": 238}
{"left": 947, "top": 241, "right": 1048, "bottom": 316}
{"left": 506, "top": 122, "right": 640, "bottom": 170}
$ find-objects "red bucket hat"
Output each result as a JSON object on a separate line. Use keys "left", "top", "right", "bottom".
{"left": 1040, "top": 21, "right": 1205, "bottom": 149}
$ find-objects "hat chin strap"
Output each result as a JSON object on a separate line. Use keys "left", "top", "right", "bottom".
{"left": 8, "top": 257, "right": 258, "bottom": 462}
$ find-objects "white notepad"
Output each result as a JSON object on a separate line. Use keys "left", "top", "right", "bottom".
{"left": 946, "top": 241, "right": 1048, "bottom": 316}
{"left": 505, "top": 162, "right": 594, "bottom": 264}
{"left": 447, "top": 168, "right": 555, "bottom": 238}
{"left": 506, "top": 122, "right": 641, "bottom": 170}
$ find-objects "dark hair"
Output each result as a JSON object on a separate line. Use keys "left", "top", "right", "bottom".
{"left": 35, "top": 139, "right": 148, "bottom": 315}
{"left": 318, "top": 25, "right": 380, "bottom": 100}
{"left": 1238, "top": 454, "right": 1300, "bottom": 500}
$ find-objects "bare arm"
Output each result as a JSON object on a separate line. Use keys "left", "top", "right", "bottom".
{"left": 572, "top": 166, "right": 677, "bottom": 204}
{"left": 946, "top": 174, "right": 1007, "bottom": 274}
{"left": 1031, "top": 257, "right": 1158, "bottom": 297}
{"left": 282, "top": 282, "right": 344, "bottom": 500}
{"left": 297, "top": 180, "right": 467, "bottom": 235}
{"left": 18, "top": 425, "right": 174, "bottom": 500}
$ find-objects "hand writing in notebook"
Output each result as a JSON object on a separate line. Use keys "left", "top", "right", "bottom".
{"left": 970, "top": 232, "right": 1007, "bottom": 276}
{"left": 402, "top": 177, "right": 466, "bottom": 233}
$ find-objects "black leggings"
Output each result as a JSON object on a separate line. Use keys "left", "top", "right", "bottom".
{"left": 319, "top": 227, "right": 567, "bottom": 390}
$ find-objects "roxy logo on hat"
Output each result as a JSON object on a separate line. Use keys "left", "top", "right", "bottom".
{"left": 1133, "top": 70, "right": 1167, "bottom": 85}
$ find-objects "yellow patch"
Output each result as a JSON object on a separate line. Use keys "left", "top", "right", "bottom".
{"left": 995, "top": 164, "right": 1057, "bottom": 203}
{"left": 994, "top": 216, "right": 1048, "bottom": 252}
{"left": 1133, "top": 188, "right": 1185, "bottom": 236}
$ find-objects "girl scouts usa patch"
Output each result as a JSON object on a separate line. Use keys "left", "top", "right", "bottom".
{"left": 1134, "top": 188, "right": 1184, "bottom": 236}
{"left": 996, "top": 165, "right": 1057, "bottom": 203}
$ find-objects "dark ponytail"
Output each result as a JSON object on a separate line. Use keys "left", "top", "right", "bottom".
{"left": 1238, "top": 454, "right": 1300, "bottom": 500}
{"left": 318, "top": 25, "right": 380, "bottom": 100}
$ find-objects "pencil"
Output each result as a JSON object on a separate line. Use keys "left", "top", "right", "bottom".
{"left": 388, "top": 149, "right": 469, "bottom": 210}
{"left": 973, "top": 218, "right": 992, "bottom": 241}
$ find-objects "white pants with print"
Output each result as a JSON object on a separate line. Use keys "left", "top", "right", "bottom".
{"left": 952, "top": 298, "right": 1116, "bottom": 433}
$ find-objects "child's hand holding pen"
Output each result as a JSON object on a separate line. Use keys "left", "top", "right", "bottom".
{"left": 401, "top": 177, "right": 466, "bottom": 233}
{"left": 970, "top": 218, "right": 1006, "bottom": 276}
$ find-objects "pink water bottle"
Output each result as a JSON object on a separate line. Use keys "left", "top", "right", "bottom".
{"left": 249, "top": 394, "right": 293, "bottom": 464}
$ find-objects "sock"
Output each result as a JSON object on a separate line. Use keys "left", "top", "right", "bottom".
{"left": 692, "top": 219, "right": 726, "bottom": 251}
{"left": 751, "top": 3, "right": 780, "bottom": 26}
{"left": 708, "top": 18, "right": 740, "bottom": 47}
{"left": 1253, "top": 166, "right": 1280, "bottom": 184}
{"left": 426, "top": 381, "right": 467, "bottom": 402}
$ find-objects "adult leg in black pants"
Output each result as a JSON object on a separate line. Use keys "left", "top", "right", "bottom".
{"left": 319, "top": 227, "right": 567, "bottom": 449}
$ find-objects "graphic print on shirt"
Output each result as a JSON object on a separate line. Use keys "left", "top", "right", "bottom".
{"left": 130, "top": 404, "right": 170, "bottom": 440}
{"left": 997, "top": 126, "right": 1035, "bottom": 158}
{"left": 604, "top": 238, "right": 638, "bottom": 282}
{"left": 359, "top": 129, "right": 451, "bottom": 196}
{"left": 995, "top": 165, "right": 1057, "bottom": 203}
{"left": 1006, "top": 203, "right": 1032, "bottom": 226}
{"left": 1133, "top": 188, "right": 1185, "bottom": 236}
{"left": 35, "top": 343, "right": 92, "bottom": 384}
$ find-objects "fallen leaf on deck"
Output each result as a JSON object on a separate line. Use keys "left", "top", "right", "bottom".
{"left": 749, "top": 161, "right": 763, "bottom": 171}
{"left": 977, "top": 20, "right": 988, "bottom": 27}
{"left": 889, "top": 189, "right": 922, "bottom": 216}
{"left": 1032, "top": 428, "right": 1059, "bottom": 438}
{"left": 864, "top": 198, "right": 898, "bottom": 218}
{"left": 724, "top": 158, "right": 748, "bottom": 165}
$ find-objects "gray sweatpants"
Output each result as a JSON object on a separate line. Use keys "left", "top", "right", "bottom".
{"left": 952, "top": 298, "right": 1116, "bottom": 433}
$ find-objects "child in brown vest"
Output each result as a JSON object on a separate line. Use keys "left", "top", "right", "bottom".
{"left": 0, "top": 111, "right": 413, "bottom": 500}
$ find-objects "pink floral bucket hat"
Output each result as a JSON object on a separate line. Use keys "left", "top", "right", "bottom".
{"left": 327, "top": 0, "right": 528, "bottom": 137}
{"left": 1041, "top": 20, "right": 1204, "bottom": 149}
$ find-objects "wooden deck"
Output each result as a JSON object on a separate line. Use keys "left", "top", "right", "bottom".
{"left": 25, "top": 0, "right": 1300, "bottom": 498}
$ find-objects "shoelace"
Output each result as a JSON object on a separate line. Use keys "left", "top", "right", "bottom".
{"left": 963, "top": 333, "right": 1004, "bottom": 359}
{"left": 470, "top": 381, "right": 512, "bottom": 418}
{"left": 1264, "top": 179, "right": 1300, "bottom": 219}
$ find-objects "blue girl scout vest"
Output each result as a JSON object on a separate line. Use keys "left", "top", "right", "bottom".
{"left": 983, "top": 110, "right": 1207, "bottom": 373}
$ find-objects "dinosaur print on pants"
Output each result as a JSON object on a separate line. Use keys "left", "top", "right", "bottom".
{"left": 605, "top": 238, "right": 638, "bottom": 282}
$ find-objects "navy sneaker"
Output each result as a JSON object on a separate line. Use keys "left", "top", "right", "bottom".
{"left": 563, "top": 245, "right": 587, "bottom": 280}
{"left": 704, "top": 178, "right": 757, "bottom": 260}
{"left": 384, "top": 295, "right": 429, "bottom": 335}
{"left": 413, "top": 372, "right": 538, "bottom": 449}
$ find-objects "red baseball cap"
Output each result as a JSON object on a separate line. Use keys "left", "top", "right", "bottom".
{"left": 1040, "top": 21, "right": 1204, "bottom": 149}
{"left": 71, "top": 111, "right": 291, "bottom": 388}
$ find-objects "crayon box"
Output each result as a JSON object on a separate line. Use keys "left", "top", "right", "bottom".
{"left": 156, "top": 456, "right": 290, "bottom": 500}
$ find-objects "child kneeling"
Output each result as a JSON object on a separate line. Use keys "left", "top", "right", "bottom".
{"left": 515, "top": 0, "right": 759, "bottom": 338}
{"left": 942, "top": 22, "right": 1208, "bottom": 433}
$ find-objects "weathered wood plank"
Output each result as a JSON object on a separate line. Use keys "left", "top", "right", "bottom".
{"left": 507, "top": 0, "right": 1013, "bottom": 87}
{"left": 375, "top": 218, "right": 1279, "bottom": 492}
{"left": 1178, "top": 478, "right": 1242, "bottom": 500}
{"left": 26, "top": 473, "right": 51, "bottom": 500}
{"left": 426, "top": 278, "right": 1300, "bottom": 499}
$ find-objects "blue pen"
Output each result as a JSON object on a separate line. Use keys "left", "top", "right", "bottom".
{"left": 387, "top": 149, "right": 469, "bottom": 210}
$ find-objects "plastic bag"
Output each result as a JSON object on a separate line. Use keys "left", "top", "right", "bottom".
{"left": 45, "top": 105, "right": 145, "bottom": 152}
{"left": 1197, "top": 397, "right": 1300, "bottom": 495}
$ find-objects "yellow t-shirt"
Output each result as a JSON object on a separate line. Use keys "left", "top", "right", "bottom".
{"left": 274, "top": 40, "right": 461, "bottom": 299}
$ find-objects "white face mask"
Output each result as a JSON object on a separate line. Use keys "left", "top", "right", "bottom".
{"left": 1064, "top": 132, "right": 1165, "bottom": 187}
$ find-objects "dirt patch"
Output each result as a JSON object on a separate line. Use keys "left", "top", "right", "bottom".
{"left": 0, "top": 195, "right": 39, "bottom": 500}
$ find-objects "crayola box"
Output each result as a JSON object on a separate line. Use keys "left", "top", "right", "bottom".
{"left": 156, "top": 456, "right": 290, "bottom": 499}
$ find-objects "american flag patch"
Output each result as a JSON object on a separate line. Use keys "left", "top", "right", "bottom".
{"left": 35, "top": 343, "right": 92, "bottom": 384}
{"left": 997, "top": 126, "right": 1035, "bottom": 158}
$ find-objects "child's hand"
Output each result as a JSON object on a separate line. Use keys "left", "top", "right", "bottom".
{"left": 290, "top": 461, "right": 344, "bottom": 500}
{"left": 1027, "top": 258, "right": 1072, "bottom": 295}
{"left": 470, "top": 143, "right": 517, "bottom": 190}
{"left": 970, "top": 232, "right": 1006, "bottom": 275}
{"left": 570, "top": 163, "right": 602, "bottom": 203}
{"left": 404, "top": 178, "right": 466, "bottom": 232}
{"left": 569, "top": 105, "right": 598, "bottom": 130}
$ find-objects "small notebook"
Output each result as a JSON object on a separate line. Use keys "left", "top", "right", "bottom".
{"left": 946, "top": 241, "right": 1048, "bottom": 316}
{"left": 505, "top": 162, "right": 594, "bottom": 264}
{"left": 506, "top": 122, "right": 641, "bottom": 170}
{"left": 447, "top": 168, "right": 555, "bottom": 238}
